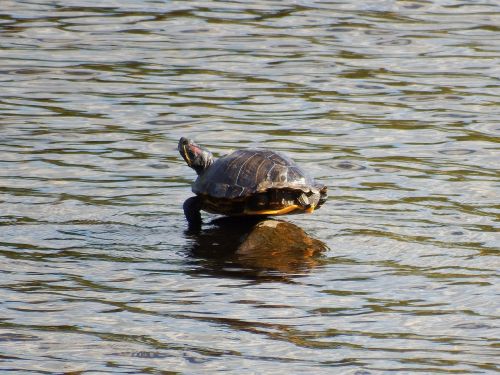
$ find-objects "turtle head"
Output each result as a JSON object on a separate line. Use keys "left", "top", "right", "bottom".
{"left": 178, "top": 137, "right": 214, "bottom": 175}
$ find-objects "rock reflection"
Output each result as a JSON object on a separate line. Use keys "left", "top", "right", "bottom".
{"left": 186, "top": 217, "right": 327, "bottom": 274}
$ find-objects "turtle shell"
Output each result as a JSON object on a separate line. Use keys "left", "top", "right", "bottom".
{"left": 193, "top": 149, "right": 321, "bottom": 199}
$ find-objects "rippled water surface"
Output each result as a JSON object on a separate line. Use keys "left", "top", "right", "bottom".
{"left": 1, "top": 0, "right": 499, "bottom": 373}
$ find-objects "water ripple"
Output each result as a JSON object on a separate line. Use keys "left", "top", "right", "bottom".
{"left": 1, "top": 0, "right": 499, "bottom": 374}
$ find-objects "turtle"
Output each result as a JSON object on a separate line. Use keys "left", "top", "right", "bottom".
{"left": 178, "top": 137, "right": 327, "bottom": 229}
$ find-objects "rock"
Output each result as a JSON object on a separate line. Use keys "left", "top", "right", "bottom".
{"left": 235, "top": 220, "right": 327, "bottom": 272}
{"left": 186, "top": 218, "right": 327, "bottom": 274}
{"left": 237, "top": 220, "right": 326, "bottom": 255}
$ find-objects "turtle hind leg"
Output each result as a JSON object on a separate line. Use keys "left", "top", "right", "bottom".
{"left": 298, "top": 193, "right": 316, "bottom": 213}
{"left": 183, "top": 196, "right": 202, "bottom": 231}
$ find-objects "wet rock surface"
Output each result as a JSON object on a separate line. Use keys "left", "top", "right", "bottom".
{"left": 237, "top": 220, "right": 326, "bottom": 256}
{"left": 236, "top": 220, "right": 328, "bottom": 272}
{"left": 187, "top": 218, "right": 327, "bottom": 273}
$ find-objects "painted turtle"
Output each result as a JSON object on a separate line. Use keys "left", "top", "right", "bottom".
{"left": 178, "top": 137, "right": 327, "bottom": 228}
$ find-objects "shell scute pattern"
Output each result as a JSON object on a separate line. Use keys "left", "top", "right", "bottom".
{"left": 193, "top": 149, "right": 313, "bottom": 200}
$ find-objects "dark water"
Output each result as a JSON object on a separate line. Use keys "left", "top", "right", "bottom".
{"left": 1, "top": 1, "right": 499, "bottom": 373}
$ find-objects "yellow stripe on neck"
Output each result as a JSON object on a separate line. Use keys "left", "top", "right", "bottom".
{"left": 183, "top": 144, "right": 191, "bottom": 165}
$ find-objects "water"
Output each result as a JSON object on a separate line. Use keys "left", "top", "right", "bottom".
{"left": 1, "top": 0, "right": 499, "bottom": 373}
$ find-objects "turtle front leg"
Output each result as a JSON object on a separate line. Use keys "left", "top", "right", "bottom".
{"left": 183, "top": 196, "right": 202, "bottom": 230}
